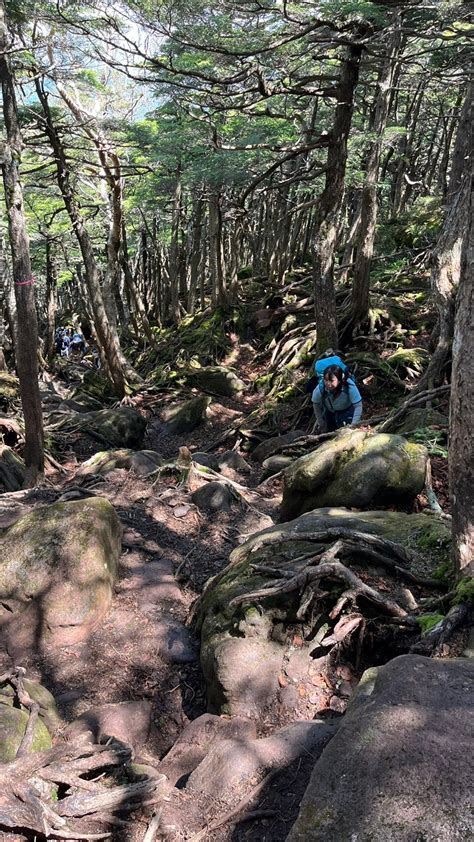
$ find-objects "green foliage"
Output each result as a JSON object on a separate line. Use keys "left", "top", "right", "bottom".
{"left": 416, "top": 613, "right": 445, "bottom": 635}
{"left": 453, "top": 578, "right": 474, "bottom": 606}
{"left": 408, "top": 427, "right": 448, "bottom": 459}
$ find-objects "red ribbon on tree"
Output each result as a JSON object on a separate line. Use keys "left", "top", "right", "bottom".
{"left": 15, "top": 276, "right": 36, "bottom": 286}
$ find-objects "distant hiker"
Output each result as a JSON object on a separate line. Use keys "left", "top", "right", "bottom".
{"left": 311, "top": 355, "right": 362, "bottom": 432}
{"left": 55, "top": 327, "right": 64, "bottom": 355}
{"left": 61, "top": 328, "right": 73, "bottom": 357}
{"left": 70, "top": 330, "right": 86, "bottom": 356}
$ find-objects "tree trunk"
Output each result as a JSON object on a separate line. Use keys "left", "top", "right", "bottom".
{"left": 120, "top": 221, "right": 156, "bottom": 347}
{"left": 0, "top": 3, "right": 44, "bottom": 484}
{"left": 349, "top": 25, "right": 402, "bottom": 332}
{"left": 187, "top": 190, "right": 205, "bottom": 312}
{"left": 312, "top": 43, "right": 362, "bottom": 351}
{"left": 0, "top": 234, "right": 8, "bottom": 370}
{"left": 415, "top": 83, "right": 472, "bottom": 393}
{"left": 44, "top": 236, "right": 57, "bottom": 360}
{"left": 34, "top": 77, "right": 133, "bottom": 397}
{"left": 449, "top": 164, "right": 473, "bottom": 579}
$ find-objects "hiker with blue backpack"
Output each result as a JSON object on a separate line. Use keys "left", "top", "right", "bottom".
{"left": 311, "top": 351, "right": 363, "bottom": 432}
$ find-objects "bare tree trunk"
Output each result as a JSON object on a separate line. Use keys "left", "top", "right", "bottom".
{"left": 120, "top": 221, "right": 156, "bottom": 347}
{"left": 0, "top": 3, "right": 44, "bottom": 484}
{"left": 169, "top": 166, "right": 182, "bottom": 323}
{"left": 415, "top": 83, "right": 472, "bottom": 393}
{"left": 34, "top": 77, "right": 134, "bottom": 397}
{"left": 391, "top": 80, "right": 424, "bottom": 217}
{"left": 449, "top": 161, "right": 473, "bottom": 579}
{"left": 187, "top": 190, "right": 205, "bottom": 312}
{"left": 349, "top": 25, "right": 402, "bottom": 333}
{"left": 312, "top": 43, "right": 362, "bottom": 351}
{"left": 209, "top": 187, "right": 227, "bottom": 306}
{"left": 0, "top": 234, "right": 8, "bottom": 370}
{"left": 44, "top": 235, "right": 57, "bottom": 360}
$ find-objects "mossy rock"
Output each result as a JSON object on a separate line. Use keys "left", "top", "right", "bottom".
{"left": 196, "top": 507, "right": 451, "bottom": 716}
{"left": 287, "top": 656, "right": 473, "bottom": 841}
{"left": 80, "top": 407, "right": 147, "bottom": 449}
{"left": 162, "top": 395, "right": 211, "bottom": 435}
{"left": 395, "top": 408, "right": 448, "bottom": 435}
{"left": 0, "top": 371, "right": 19, "bottom": 408}
{"left": 0, "top": 678, "right": 61, "bottom": 735}
{"left": 0, "top": 498, "right": 122, "bottom": 654}
{"left": 0, "top": 704, "right": 52, "bottom": 762}
{"left": 77, "top": 448, "right": 164, "bottom": 477}
{"left": 281, "top": 429, "right": 427, "bottom": 521}
{"left": 76, "top": 369, "right": 116, "bottom": 401}
{"left": 183, "top": 366, "right": 245, "bottom": 397}
{"left": 0, "top": 444, "right": 25, "bottom": 492}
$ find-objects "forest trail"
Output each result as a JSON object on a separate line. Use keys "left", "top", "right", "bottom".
{"left": 0, "top": 354, "right": 313, "bottom": 841}
{"left": 0, "top": 342, "right": 470, "bottom": 842}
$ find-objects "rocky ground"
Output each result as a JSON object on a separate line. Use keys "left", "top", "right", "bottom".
{"left": 0, "top": 346, "right": 464, "bottom": 842}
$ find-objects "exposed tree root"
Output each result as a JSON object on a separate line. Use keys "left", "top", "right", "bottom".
{"left": 229, "top": 540, "right": 409, "bottom": 619}
{"left": 0, "top": 670, "right": 167, "bottom": 839}
{"left": 375, "top": 384, "right": 450, "bottom": 433}
{"left": 410, "top": 602, "right": 471, "bottom": 656}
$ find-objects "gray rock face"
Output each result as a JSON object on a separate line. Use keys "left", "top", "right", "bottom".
{"left": 191, "top": 481, "right": 235, "bottom": 512}
{"left": 184, "top": 366, "right": 245, "bottom": 396}
{"left": 186, "top": 720, "right": 338, "bottom": 803}
{"left": 65, "top": 701, "right": 152, "bottom": 751}
{"left": 158, "top": 713, "right": 256, "bottom": 786}
{"left": 202, "top": 636, "right": 284, "bottom": 717}
{"left": 82, "top": 407, "right": 147, "bottom": 449}
{"left": 216, "top": 450, "right": 251, "bottom": 475}
{"left": 162, "top": 395, "right": 211, "bottom": 434}
{"left": 281, "top": 429, "right": 427, "bottom": 520}
{"left": 0, "top": 498, "right": 122, "bottom": 655}
{"left": 0, "top": 444, "right": 25, "bottom": 491}
{"left": 252, "top": 430, "right": 305, "bottom": 464}
{"left": 288, "top": 655, "right": 474, "bottom": 842}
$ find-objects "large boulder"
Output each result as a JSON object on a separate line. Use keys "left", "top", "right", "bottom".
{"left": 162, "top": 395, "right": 211, "bottom": 435}
{"left": 184, "top": 366, "right": 245, "bottom": 397}
{"left": 77, "top": 448, "right": 164, "bottom": 478}
{"left": 288, "top": 655, "right": 474, "bottom": 841}
{"left": 0, "top": 445, "right": 25, "bottom": 491}
{"left": 81, "top": 407, "right": 147, "bottom": 449}
{"left": 0, "top": 498, "right": 122, "bottom": 654}
{"left": 281, "top": 429, "right": 427, "bottom": 520}
{"left": 196, "top": 508, "right": 450, "bottom": 718}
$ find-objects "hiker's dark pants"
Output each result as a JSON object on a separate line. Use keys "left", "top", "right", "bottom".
{"left": 324, "top": 406, "right": 354, "bottom": 431}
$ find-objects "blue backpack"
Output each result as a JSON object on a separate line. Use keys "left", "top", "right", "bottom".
{"left": 311, "top": 354, "right": 356, "bottom": 398}
{"left": 314, "top": 354, "right": 350, "bottom": 384}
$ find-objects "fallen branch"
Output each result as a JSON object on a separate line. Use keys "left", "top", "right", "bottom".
{"left": 375, "top": 385, "right": 450, "bottom": 433}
